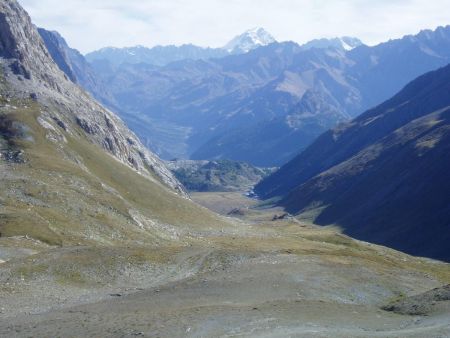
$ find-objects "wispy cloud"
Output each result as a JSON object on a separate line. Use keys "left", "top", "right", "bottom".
{"left": 19, "top": 0, "right": 450, "bottom": 54}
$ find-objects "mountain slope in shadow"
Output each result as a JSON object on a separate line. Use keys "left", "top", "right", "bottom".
{"left": 256, "top": 64, "right": 450, "bottom": 261}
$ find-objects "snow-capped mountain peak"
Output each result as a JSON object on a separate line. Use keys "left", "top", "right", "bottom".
{"left": 224, "top": 28, "right": 276, "bottom": 53}
{"left": 301, "top": 36, "right": 364, "bottom": 51}
{"left": 338, "top": 37, "right": 364, "bottom": 50}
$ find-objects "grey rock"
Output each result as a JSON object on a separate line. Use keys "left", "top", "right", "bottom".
{"left": 38, "top": 28, "right": 118, "bottom": 110}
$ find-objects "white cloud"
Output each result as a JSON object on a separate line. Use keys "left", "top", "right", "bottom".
{"left": 18, "top": 0, "right": 450, "bottom": 54}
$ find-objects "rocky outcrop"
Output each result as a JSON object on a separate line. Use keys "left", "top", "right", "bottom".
{"left": 166, "top": 159, "right": 275, "bottom": 192}
{"left": 0, "top": 0, "right": 186, "bottom": 196}
{"left": 383, "top": 285, "right": 450, "bottom": 315}
{"left": 37, "top": 28, "right": 77, "bottom": 83}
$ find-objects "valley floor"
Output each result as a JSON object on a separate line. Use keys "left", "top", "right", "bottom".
{"left": 1, "top": 192, "right": 450, "bottom": 337}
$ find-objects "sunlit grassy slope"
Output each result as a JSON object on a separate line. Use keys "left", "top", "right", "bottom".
{"left": 0, "top": 95, "right": 229, "bottom": 247}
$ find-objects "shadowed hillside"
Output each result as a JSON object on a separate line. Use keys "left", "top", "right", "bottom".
{"left": 256, "top": 64, "right": 450, "bottom": 261}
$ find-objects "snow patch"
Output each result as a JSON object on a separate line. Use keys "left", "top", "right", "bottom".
{"left": 224, "top": 28, "right": 276, "bottom": 53}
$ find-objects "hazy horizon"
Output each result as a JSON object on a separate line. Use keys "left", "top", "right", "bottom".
{"left": 19, "top": 0, "right": 450, "bottom": 54}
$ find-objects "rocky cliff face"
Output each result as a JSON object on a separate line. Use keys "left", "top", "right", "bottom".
{"left": 0, "top": 0, "right": 186, "bottom": 196}
{"left": 37, "top": 28, "right": 117, "bottom": 109}
{"left": 36, "top": 28, "right": 77, "bottom": 83}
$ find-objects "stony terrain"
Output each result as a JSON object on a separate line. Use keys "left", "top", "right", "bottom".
{"left": 383, "top": 284, "right": 450, "bottom": 316}
{"left": 1, "top": 192, "right": 450, "bottom": 337}
{"left": 166, "top": 159, "right": 275, "bottom": 192}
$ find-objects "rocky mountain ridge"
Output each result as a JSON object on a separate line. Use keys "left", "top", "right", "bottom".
{"left": 86, "top": 44, "right": 229, "bottom": 68}
{"left": 85, "top": 27, "right": 276, "bottom": 68}
{"left": 37, "top": 28, "right": 118, "bottom": 110}
{"left": 301, "top": 36, "right": 364, "bottom": 51}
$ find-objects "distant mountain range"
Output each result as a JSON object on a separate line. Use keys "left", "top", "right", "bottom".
{"left": 85, "top": 28, "right": 276, "bottom": 67}
{"left": 78, "top": 26, "right": 450, "bottom": 166}
{"left": 192, "top": 27, "right": 450, "bottom": 165}
{"left": 85, "top": 29, "right": 362, "bottom": 69}
{"left": 256, "top": 64, "right": 450, "bottom": 261}
{"left": 302, "top": 36, "right": 363, "bottom": 51}
{"left": 86, "top": 44, "right": 229, "bottom": 68}
{"left": 39, "top": 26, "right": 450, "bottom": 167}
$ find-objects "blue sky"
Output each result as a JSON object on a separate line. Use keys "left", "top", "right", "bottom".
{"left": 19, "top": 0, "right": 450, "bottom": 54}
